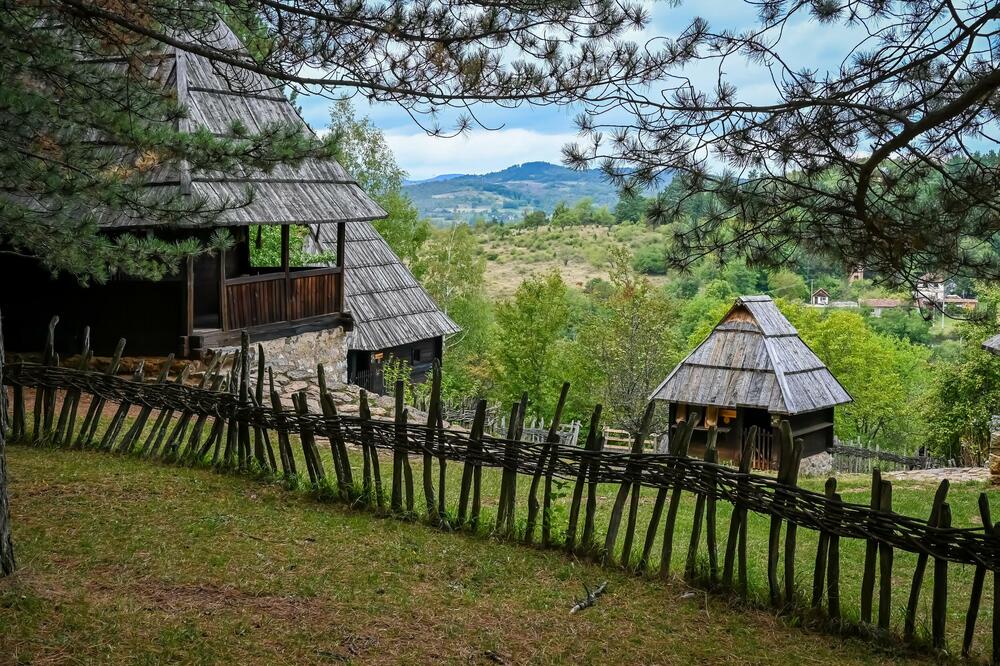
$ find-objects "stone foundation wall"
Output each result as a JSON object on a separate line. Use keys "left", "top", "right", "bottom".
{"left": 209, "top": 327, "right": 351, "bottom": 406}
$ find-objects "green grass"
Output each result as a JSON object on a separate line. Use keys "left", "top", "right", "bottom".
{"left": 2, "top": 444, "right": 944, "bottom": 665}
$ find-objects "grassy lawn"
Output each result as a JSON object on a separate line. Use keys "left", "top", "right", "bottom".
{"left": 1, "top": 445, "right": 941, "bottom": 665}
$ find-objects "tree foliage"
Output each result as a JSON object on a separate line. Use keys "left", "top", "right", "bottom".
{"left": 572, "top": 247, "right": 682, "bottom": 432}
{"left": 327, "top": 98, "right": 430, "bottom": 265}
{"left": 566, "top": 1, "right": 1000, "bottom": 287}
{"left": 491, "top": 272, "right": 570, "bottom": 415}
{"left": 3, "top": 0, "right": 675, "bottom": 280}
{"left": 924, "top": 286, "right": 1000, "bottom": 459}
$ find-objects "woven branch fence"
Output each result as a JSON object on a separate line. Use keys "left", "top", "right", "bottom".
{"left": 832, "top": 440, "right": 954, "bottom": 474}
{"left": 5, "top": 318, "right": 1000, "bottom": 662}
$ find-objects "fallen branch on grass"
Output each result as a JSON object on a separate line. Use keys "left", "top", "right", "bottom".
{"left": 570, "top": 581, "right": 608, "bottom": 614}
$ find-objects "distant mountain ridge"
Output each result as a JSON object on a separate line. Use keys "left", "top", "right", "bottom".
{"left": 402, "top": 161, "right": 622, "bottom": 224}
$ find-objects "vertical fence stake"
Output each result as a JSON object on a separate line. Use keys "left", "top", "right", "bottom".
{"left": 76, "top": 339, "right": 126, "bottom": 448}
{"left": 525, "top": 383, "right": 569, "bottom": 545}
{"left": 828, "top": 491, "right": 843, "bottom": 621}
{"left": 605, "top": 401, "right": 655, "bottom": 566}
{"left": 268, "top": 370, "right": 296, "bottom": 480}
{"left": 458, "top": 400, "right": 486, "bottom": 526}
{"left": 964, "top": 493, "right": 993, "bottom": 658}
{"left": 686, "top": 425, "right": 717, "bottom": 580}
{"left": 811, "top": 477, "right": 837, "bottom": 608}
{"left": 359, "top": 391, "right": 384, "bottom": 510}
{"left": 422, "top": 361, "right": 442, "bottom": 522}
{"left": 904, "top": 480, "right": 950, "bottom": 641}
{"left": 861, "top": 468, "right": 884, "bottom": 624}
{"left": 54, "top": 327, "right": 90, "bottom": 446}
{"left": 932, "top": 503, "right": 952, "bottom": 651}
{"left": 723, "top": 426, "right": 757, "bottom": 588}
{"left": 877, "top": 480, "right": 893, "bottom": 631}
{"left": 566, "top": 405, "right": 602, "bottom": 553}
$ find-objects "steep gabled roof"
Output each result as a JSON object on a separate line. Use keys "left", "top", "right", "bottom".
{"left": 98, "top": 21, "right": 385, "bottom": 228}
{"left": 307, "top": 222, "right": 460, "bottom": 351}
{"left": 650, "top": 295, "right": 852, "bottom": 415}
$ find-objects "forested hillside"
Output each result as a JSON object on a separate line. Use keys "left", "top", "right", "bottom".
{"left": 403, "top": 162, "right": 622, "bottom": 224}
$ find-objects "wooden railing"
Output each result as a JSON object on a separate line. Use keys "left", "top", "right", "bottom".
{"left": 223, "top": 267, "right": 342, "bottom": 330}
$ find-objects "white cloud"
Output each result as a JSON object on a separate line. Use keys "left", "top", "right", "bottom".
{"left": 385, "top": 129, "right": 580, "bottom": 180}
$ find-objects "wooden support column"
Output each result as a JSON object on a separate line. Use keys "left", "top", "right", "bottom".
{"left": 281, "top": 224, "right": 291, "bottom": 320}
{"left": 217, "top": 248, "right": 228, "bottom": 330}
{"left": 335, "top": 221, "right": 346, "bottom": 313}
{"left": 183, "top": 255, "right": 194, "bottom": 335}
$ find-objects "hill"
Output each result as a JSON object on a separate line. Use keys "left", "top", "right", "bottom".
{"left": 403, "top": 161, "right": 621, "bottom": 224}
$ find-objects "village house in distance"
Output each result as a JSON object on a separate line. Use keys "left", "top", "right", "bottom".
{"left": 651, "top": 295, "right": 852, "bottom": 469}
{"left": 0, "top": 21, "right": 455, "bottom": 394}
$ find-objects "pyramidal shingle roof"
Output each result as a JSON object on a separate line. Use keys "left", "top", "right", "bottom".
{"left": 650, "top": 295, "right": 852, "bottom": 415}
{"left": 97, "top": 21, "right": 385, "bottom": 228}
{"left": 306, "top": 221, "right": 460, "bottom": 351}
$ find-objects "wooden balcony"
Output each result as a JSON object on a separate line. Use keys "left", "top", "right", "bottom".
{"left": 223, "top": 267, "right": 343, "bottom": 330}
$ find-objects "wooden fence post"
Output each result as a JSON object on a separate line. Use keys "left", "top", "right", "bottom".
{"left": 180, "top": 354, "right": 225, "bottom": 461}
{"left": 723, "top": 426, "right": 757, "bottom": 588}
{"left": 98, "top": 362, "right": 144, "bottom": 452}
{"left": 391, "top": 380, "right": 405, "bottom": 513}
{"left": 767, "top": 421, "right": 802, "bottom": 607}
{"left": 292, "top": 391, "right": 325, "bottom": 485}
{"left": 35, "top": 315, "right": 58, "bottom": 441}
{"left": 237, "top": 332, "right": 252, "bottom": 470}
{"left": 964, "top": 493, "right": 993, "bottom": 658}
{"left": 811, "top": 477, "right": 837, "bottom": 609}
{"left": 932, "top": 503, "right": 952, "bottom": 651}
{"left": 497, "top": 392, "right": 528, "bottom": 536}
{"left": 605, "top": 401, "right": 655, "bottom": 567}
{"left": 119, "top": 355, "right": 173, "bottom": 454}
{"left": 525, "top": 382, "right": 569, "bottom": 545}
{"left": 861, "top": 468, "right": 884, "bottom": 624}
{"left": 359, "top": 390, "right": 384, "bottom": 509}
{"left": 660, "top": 411, "right": 697, "bottom": 578}
{"left": 54, "top": 327, "right": 90, "bottom": 446}
{"left": 422, "top": 360, "right": 442, "bottom": 522}
{"left": 877, "top": 480, "right": 893, "bottom": 631}
{"left": 268, "top": 370, "right": 297, "bottom": 480}
{"left": 458, "top": 400, "right": 486, "bottom": 526}
{"left": 76, "top": 338, "right": 125, "bottom": 448}
{"left": 828, "top": 490, "right": 843, "bottom": 621}
{"left": 685, "top": 426, "right": 717, "bottom": 580}
{"left": 566, "top": 404, "right": 602, "bottom": 553}
{"left": 904, "top": 479, "right": 950, "bottom": 640}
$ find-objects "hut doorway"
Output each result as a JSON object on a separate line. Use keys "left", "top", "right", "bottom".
{"left": 743, "top": 409, "right": 776, "bottom": 471}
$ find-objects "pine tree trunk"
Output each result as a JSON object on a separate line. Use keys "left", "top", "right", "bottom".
{"left": 0, "top": 311, "right": 16, "bottom": 576}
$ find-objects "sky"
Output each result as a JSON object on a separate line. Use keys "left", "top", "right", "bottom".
{"left": 296, "top": 2, "right": 859, "bottom": 181}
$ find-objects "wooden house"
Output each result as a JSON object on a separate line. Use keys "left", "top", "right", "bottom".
{"left": 650, "top": 295, "right": 852, "bottom": 468}
{"left": 810, "top": 288, "right": 830, "bottom": 306}
{"left": 306, "top": 221, "right": 460, "bottom": 392}
{"left": 0, "top": 22, "right": 385, "bottom": 361}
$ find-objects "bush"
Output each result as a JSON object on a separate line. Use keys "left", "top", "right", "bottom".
{"left": 632, "top": 245, "right": 667, "bottom": 274}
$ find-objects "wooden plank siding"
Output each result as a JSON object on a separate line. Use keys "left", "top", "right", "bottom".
{"left": 224, "top": 268, "right": 341, "bottom": 331}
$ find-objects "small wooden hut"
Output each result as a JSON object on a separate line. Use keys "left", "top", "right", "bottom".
{"left": 306, "top": 221, "right": 460, "bottom": 391}
{"left": 650, "top": 295, "right": 852, "bottom": 468}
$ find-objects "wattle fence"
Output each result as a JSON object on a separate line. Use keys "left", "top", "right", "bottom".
{"left": 5, "top": 319, "right": 1000, "bottom": 662}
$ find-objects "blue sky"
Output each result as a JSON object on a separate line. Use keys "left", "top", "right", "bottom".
{"left": 297, "top": 2, "right": 857, "bottom": 180}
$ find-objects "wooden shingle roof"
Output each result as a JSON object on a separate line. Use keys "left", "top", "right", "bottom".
{"left": 306, "top": 222, "right": 460, "bottom": 351}
{"left": 98, "top": 21, "right": 385, "bottom": 229}
{"left": 650, "top": 295, "right": 852, "bottom": 415}
{"left": 983, "top": 334, "right": 1000, "bottom": 355}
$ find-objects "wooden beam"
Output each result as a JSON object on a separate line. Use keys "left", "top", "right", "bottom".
{"left": 218, "top": 247, "right": 228, "bottom": 330}
{"left": 183, "top": 255, "right": 194, "bottom": 337}
{"left": 281, "top": 224, "right": 291, "bottom": 320}
{"left": 335, "top": 221, "right": 346, "bottom": 313}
